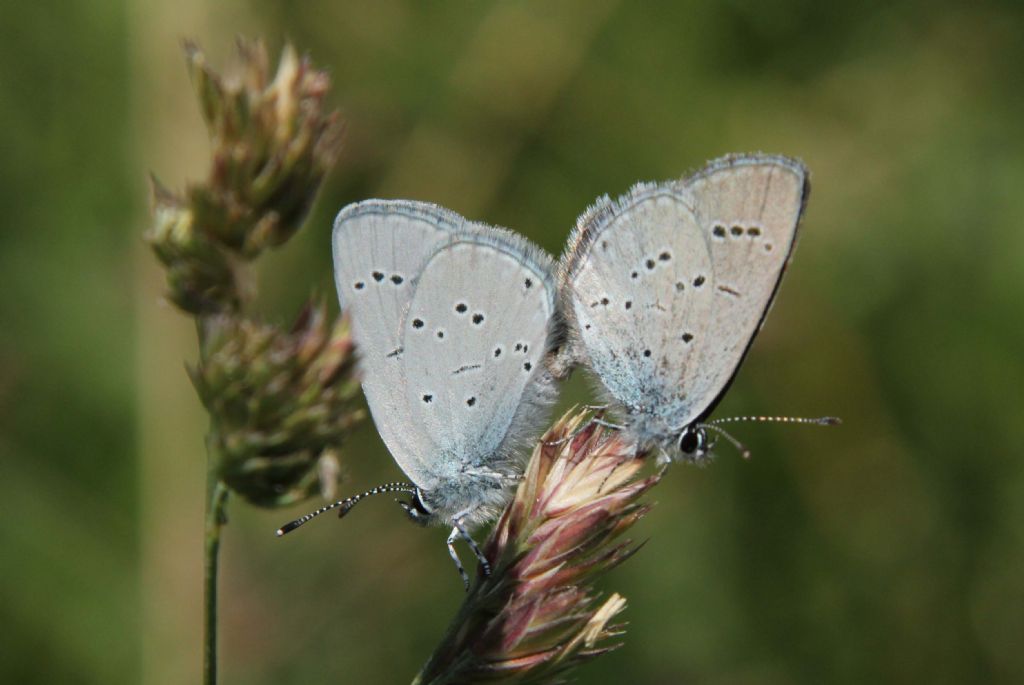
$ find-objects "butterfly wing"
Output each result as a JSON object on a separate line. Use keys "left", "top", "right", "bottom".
{"left": 560, "top": 184, "right": 713, "bottom": 422}
{"left": 398, "top": 229, "right": 558, "bottom": 496}
{"left": 560, "top": 154, "right": 808, "bottom": 439}
{"left": 678, "top": 154, "right": 808, "bottom": 422}
{"left": 332, "top": 200, "right": 464, "bottom": 482}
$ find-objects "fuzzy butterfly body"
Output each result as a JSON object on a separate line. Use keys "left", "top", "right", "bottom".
{"left": 557, "top": 154, "right": 809, "bottom": 462}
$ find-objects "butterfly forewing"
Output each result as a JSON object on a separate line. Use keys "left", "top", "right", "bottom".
{"left": 399, "top": 233, "right": 556, "bottom": 486}
{"left": 332, "top": 201, "right": 462, "bottom": 476}
{"left": 678, "top": 155, "right": 807, "bottom": 422}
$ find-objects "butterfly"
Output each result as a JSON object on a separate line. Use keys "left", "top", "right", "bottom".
{"left": 555, "top": 153, "right": 836, "bottom": 464}
{"left": 279, "top": 200, "right": 560, "bottom": 588}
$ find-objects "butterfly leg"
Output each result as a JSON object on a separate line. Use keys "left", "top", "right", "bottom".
{"left": 446, "top": 527, "right": 471, "bottom": 591}
{"left": 592, "top": 417, "right": 626, "bottom": 431}
{"left": 454, "top": 517, "right": 492, "bottom": 577}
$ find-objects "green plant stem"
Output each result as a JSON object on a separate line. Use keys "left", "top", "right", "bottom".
{"left": 204, "top": 458, "right": 229, "bottom": 685}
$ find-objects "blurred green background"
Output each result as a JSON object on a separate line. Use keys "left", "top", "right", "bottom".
{"left": 3, "top": 1, "right": 1023, "bottom": 683}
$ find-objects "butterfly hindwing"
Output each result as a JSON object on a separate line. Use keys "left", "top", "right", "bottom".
{"left": 562, "top": 186, "right": 713, "bottom": 418}
{"left": 399, "top": 230, "right": 557, "bottom": 489}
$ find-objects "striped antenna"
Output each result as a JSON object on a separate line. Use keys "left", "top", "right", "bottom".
{"left": 699, "top": 415, "right": 840, "bottom": 460}
{"left": 275, "top": 482, "right": 416, "bottom": 536}
{"left": 708, "top": 415, "right": 841, "bottom": 427}
{"left": 699, "top": 423, "right": 752, "bottom": 460}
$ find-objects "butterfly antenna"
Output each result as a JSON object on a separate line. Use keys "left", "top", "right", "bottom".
{"left": 692, "top": 416, "right": 840, "bottom": 461}
{"left": 708, "top": 415, "right": 841, "bottom": 427}
{"left": 275, "top": 482, "right": 416, "bottom": 536}
{"left": 698, "top": 423, "right": 752, "bottom": 460}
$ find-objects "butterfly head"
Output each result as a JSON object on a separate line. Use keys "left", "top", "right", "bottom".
{"left": 398, "top": 486, "right": 437, "bottom": 527}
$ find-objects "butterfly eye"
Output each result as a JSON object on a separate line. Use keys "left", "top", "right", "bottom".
{"left": 413, "top": 491, "right": 432, "bottom": 514}
{"left": 402, "top": 487, "right": 433, "bottom": 519}
{"left": 678, "top": 428, "right": 705, "bottom": 455}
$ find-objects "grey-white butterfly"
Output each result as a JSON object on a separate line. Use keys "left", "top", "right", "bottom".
{"left": 278, "top": 200, "right": 559, "bottom": 588}
{"left": 555, "top": 153, "right": 836, "bottom": 464}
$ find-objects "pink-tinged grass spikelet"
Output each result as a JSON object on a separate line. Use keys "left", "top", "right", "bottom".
{"left": 413, "top": 408, "right": 661, "bottom": 685}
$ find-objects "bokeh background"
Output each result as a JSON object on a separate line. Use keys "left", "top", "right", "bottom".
{"left": 3, "top": 1, "right": 1023, "bottom": 683}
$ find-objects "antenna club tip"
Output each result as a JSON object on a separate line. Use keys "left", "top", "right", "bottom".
{"left": 276, "top": 520, "right": 304, "bottom": 536}
{"left": 741, "top": 450, "right": 752, "bottom": 460}
{"left": 821, "top": 416, "right": 842, "bottom": 426}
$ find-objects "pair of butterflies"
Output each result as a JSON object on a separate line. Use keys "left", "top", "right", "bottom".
{"left": 279, "top": 153, "right": 830, "bottom": 587}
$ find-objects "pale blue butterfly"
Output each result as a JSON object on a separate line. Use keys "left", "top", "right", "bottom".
{"left": 279, "top": 200, "right": 560, "bottom": 588}
{"left": 555, "top": 153, "right": 837, "bottom": 464}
